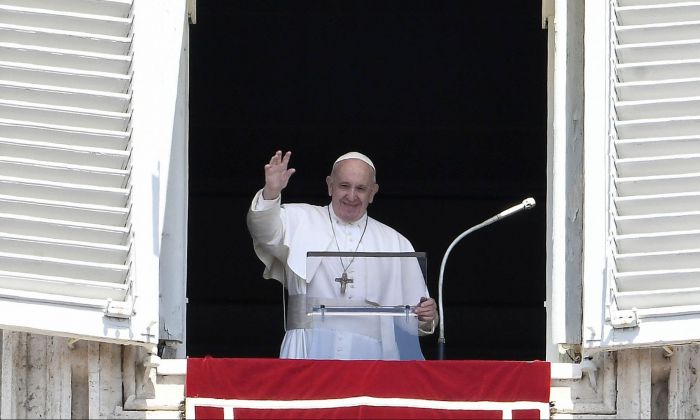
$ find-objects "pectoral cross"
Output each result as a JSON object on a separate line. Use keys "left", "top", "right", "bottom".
{"left": 335, "top": 272, "right": 353, "bottom": 295}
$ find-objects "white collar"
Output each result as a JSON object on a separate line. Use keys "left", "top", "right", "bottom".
{"left": 327, "top": 204, "right": 368, "bottom": 229}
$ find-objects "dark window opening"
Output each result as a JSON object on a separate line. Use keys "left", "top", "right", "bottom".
{"left": 187, "top": 0, "right": 548, "bottom": 360}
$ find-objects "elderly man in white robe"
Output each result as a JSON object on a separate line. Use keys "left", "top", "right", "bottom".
{"left": 247, "top": 150, "right": 438, "bottom": 360}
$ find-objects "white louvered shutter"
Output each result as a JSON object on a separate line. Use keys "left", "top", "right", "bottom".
{"left": 592, "top": 0, "right": 700, "bottom": 349}
{"left": 0, "top": 0, "right": 154, "bottom": 344}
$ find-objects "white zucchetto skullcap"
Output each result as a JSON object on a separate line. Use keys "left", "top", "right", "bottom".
{"left": 333, "top": 151, "right": 376, "bottom": 172}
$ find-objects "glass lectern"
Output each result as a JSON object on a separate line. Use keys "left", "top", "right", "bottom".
{"left": 304, "top": 251, "right": 428, "bottom": 360}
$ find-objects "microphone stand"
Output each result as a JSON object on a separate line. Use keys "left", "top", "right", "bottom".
{"left": 437, "top": 198, "right": 536, "bottom": 360}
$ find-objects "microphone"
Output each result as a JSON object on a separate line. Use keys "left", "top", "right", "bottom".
{"left": 436, "top": 197, "right": 536, "bottom": 360}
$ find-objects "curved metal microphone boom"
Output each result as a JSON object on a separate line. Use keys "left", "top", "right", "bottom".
{"left": 436, "top": 197, "right": 536, "bottom": 360}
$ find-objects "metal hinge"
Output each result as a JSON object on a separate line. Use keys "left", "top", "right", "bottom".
{"left": 105, "top": 298, "right": 135, "bottom": 319}
{"left": 610, "top": 309, "right": 638, "bottom": 329}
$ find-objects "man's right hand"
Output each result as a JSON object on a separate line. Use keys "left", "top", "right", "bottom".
{"left": 262, "top": 150, "right": 296, "bottom": 200}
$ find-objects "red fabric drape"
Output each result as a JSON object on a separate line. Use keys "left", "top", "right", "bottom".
{"left": 186, "top": 357, "right": 550, "bottom": 419}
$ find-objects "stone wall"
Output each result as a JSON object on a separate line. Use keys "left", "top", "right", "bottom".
{"left": 0, "top": 330, "right": 184, "bottom": 419}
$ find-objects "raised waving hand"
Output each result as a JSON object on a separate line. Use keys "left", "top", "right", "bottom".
{"left": 262, "top": 150, "right": 296, "bottom": 200}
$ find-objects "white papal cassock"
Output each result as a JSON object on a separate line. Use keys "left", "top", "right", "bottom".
{"left": 247, "top": 189, "right": 434, "bottom": 360}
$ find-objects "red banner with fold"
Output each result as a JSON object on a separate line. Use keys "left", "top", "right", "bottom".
{"left": 185, "top": 358, "right": 550, "bottom": 419}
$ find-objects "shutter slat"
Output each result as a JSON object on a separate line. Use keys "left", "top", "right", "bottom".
{"left": 0, "top": 177, "right": 129, "bottom": 206}
{"left": 615, "top": 136, "right": 700, "bottom": 157}
{"left": 0, "top": 271, "right": 127, "bottom": 300}
{"left": 617, "top": 78, "right": 700, "bottom": 101}
{"left": 615, "top": 173, "right": 700, "bottom": 195}
{"left": 617, "top": 21, "right": 700, "bottom": 44}
{"left": 0, "top": 62, "right": 130, "bottom": 92}
{"left": 615, "top": 249, "right": 700, "bottom": 272}
{"left": 0, "top": 100, "right": 130, "bottom": 131}
{"left": 0, "top": 157, "right": 129, "bottom": 187}
{"left": 616, "top": 287, "right": 700, "bottom": 309}
{"left": 616, "top": 211, "right": 700, "bottom": 234}
{"left": 615, "top": 191, "right": 700, "bottom": 215}
{"left": 0, "top": 251, "right": 128, "bottom": 283}
{"left": 0, "top": 232, "right": 129, "bottom": 264}
{"left": 616, "top": 115, "right": 700, "bottom": 138}
{"left": 0, "top": 119, "right": 130, "bottom": 148}
{"left": 0, "top": 24, "right": 131, "bottom": 55}
{"left": 0, "top": 0, "right": 132, "bottom": 17}
{"left": 618, "top": 0, "right": 698, "bottom": 6}
{"left": 617, "top": 59, "right": 700, "bottom": 82}
{"left": 616, "top": 39, "right": 700, "bottom": 63}
{"left": 616, "top": 4, "right": 700, "bottom": 26}
{"left": 0, "top": 81, "right": 130, "bottom": 111}
{"left": 0, "top": 212, "right": 128, "bottom": 244}
{"left": 0, "top": 195, "right": 128, "bottom": 226}
{"left": 0, "top": 5, "right": 132, "bottom": 37}
{"left": 0, "top": 287, "right": 113, "bottom": 308}
{"left": 616, "top": 268, "right": 700, "bottom": 291}
{"left": 615, "top": 229, "right": 700, "bottom": 253}
{"left": 615, "top": 96, "right": 700, "bottom": 120}
{"left": 0, "top": 43, "right": 131, "bottom": 74}
{"left": 0, "top": 137, "right": 129, "bottom": 169}
{"left": 615, "top": 153, "right": 700, "bottom": 176}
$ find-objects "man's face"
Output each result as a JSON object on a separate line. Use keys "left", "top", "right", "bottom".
{"left": 326, "top": 159, "right": 379, "bottom": 223}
